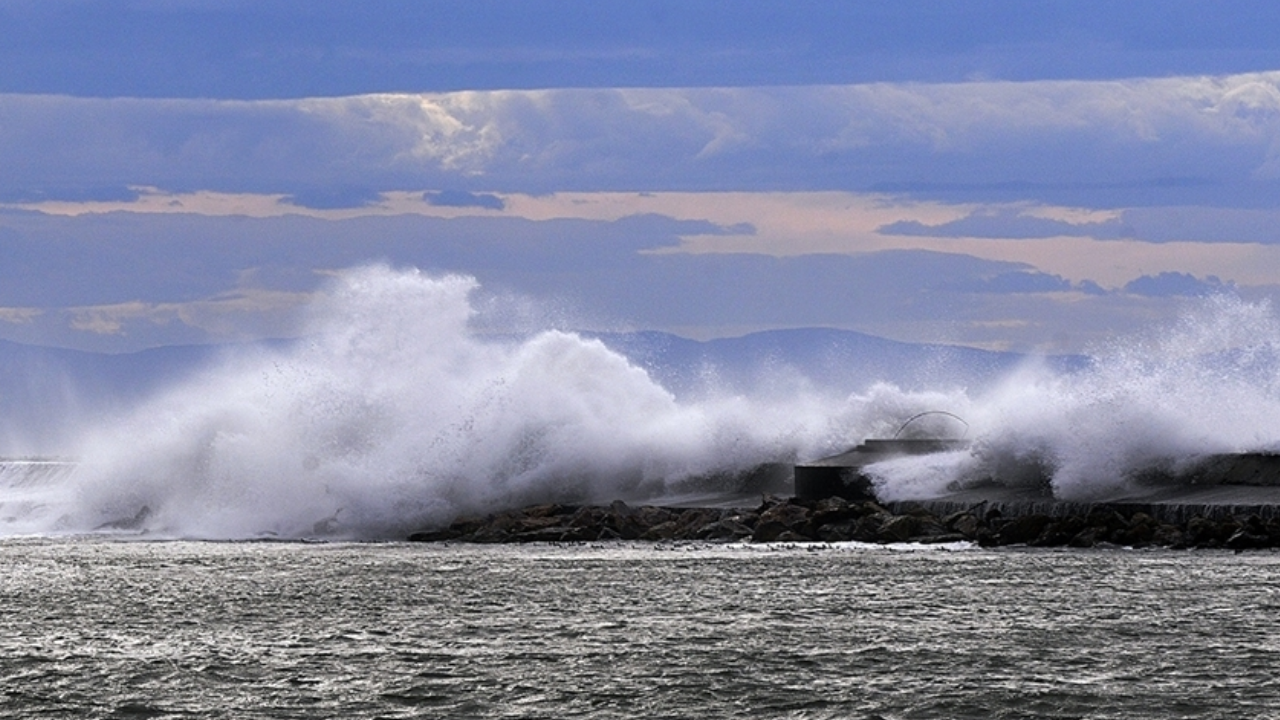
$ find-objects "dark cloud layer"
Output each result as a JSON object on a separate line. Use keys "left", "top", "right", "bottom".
{"left": 424, "top": 191, "right": 506, "bottom": 211}
{"left": 880, "top": 206, "right": 1280, "bottom": 245}
{"left": 880, "top": 208, "right": 1132, "bottom": 240}
{"left": 3, "top": 77, "right": 1279, "bottom": 211}
{"left": 0, "top": 210, "right": 1062, "bottom": 351}
{"left": 5, "top": 1, "right": 1280, "bottom": 98}
{"left": 1123, "top": 272, "right": 1232, "bottom": 297}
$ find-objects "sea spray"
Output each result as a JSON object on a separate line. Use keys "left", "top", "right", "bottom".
{"left": 9, "top": 268, "right": 1280, "bottom": 538}
{"left": 867, "top": 294, "right": 1280, "bottom": 501}
{"left": 16, "top": 266, "right": 887, "bottom": 538}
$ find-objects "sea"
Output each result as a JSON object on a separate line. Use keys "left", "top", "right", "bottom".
{"left": 2, "top": 538, "right": 1278, "bottom": 719}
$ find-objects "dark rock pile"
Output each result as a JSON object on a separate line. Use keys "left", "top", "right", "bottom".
{"left": 407, "top": 495, "right": 1280, "bottom": 550}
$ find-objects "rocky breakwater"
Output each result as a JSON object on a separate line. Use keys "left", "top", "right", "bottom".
{"left": 408, "top": 495, "right": 1280, "bottom": 550}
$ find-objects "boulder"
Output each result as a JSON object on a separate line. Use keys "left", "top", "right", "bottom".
{"left": 816, "top": 522, "right": 855, "bottom": 542}
{"left": 758, "top": 502, "right": 812, "bottom": 531}
{"left": 407, "top": 528, "right": 457, "bottom": 542}
{"left": 468, "top": 526, "right": 512, "bottom": 543}
{"left": 641, "top": 521, "right": 681, "bottom": 541}
{"left": 752, "top": 520, "right": 790, "bottom": 543}
{"left": 811, "top": 496, "right": 854, "bottom": 525}
{"left": 1068, "top": 526, "right": 1102, "bottom": 548}
{"left": 696, "top": 519, "right": 754, "bottom": 541}
{"left": 636, "top": 506, "right": 675, "bottom": 528}
{"left": 569, "top": 506, "right": 607, "bottom": 528}
{"left": 674, "top": 508, "right": 714, "bottom": 529}
{"left": 1031, "top": 516, "right": 1085, "bottom": 547}
{"left": 877, "top": 515, "right": 918, "bottom": 543}
{"left": 943, "top": 512, "right": 980, "bottom": 538}
{"left": 997, "top": 514, "right": 1051, "bottom": 545}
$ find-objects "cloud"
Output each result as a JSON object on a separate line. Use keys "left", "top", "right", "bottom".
{"left": 3, "top": 72, "right": 1280, "bottom": 205}
{"left": 7, "top": 1, "right": 1280, "bottom": 98}
{"left": 0, "top": 307, "right": 41, "bottom": 325}
{"left": 948, "top": 270, "right": 1075, "bottom": 294}
{"left": 1123, "top": 272, "right": 1232, "bottom": 297}
{"left": 878, "top": 204, "right": 1280, "bottom": 246}
{"left": 1, "top": 207, "right": 1207, "bottom": 353}
{"left": 424, "top": 190, "right": 505, "bottom": 210}
{"left": 284, "top": 186, "right": 384, "bottom": 210}
{"left": 880, "top": 207, "right": 1132, "bottom": 240}
{"left": 0, "top": 186, "right": 142, "bottom": 204}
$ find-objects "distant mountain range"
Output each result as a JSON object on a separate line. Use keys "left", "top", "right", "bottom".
{"left": 0, "top": 329, "right": 1085, "bottom": 451}
{"left": 589, "top": 328, "right": 1085, "bottom": 397}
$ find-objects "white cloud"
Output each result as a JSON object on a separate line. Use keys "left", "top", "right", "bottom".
{"left": 4, "top": 71, "right": 1280, "bottom": 198}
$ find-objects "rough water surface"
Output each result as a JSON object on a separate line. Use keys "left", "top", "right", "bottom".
{"left": 2, "top": 539, "right": 1279, "bottom": 719}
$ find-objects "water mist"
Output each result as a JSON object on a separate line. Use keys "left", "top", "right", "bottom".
{"left": 5, "top": 267, "right": 1279, "bottom": 539}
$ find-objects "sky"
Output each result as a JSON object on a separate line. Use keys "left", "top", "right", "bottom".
{"left": 3, "top": 0, "right": 1280, "bottom": 354}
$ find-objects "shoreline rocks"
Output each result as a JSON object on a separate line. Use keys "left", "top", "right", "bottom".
{"left": 407, "top": 495, "right": 1280, "bottom": 550}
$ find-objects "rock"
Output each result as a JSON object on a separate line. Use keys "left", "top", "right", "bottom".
{"left": 675, "top": 508, "right": 719, "bottom": 534}
{"left": 1068, "top": 526, "right": 1102, "bottom": 548}
{"left": 756, "top": 494, "right": 788, "bottom": 514}
{"left": 636, "top": 506, "right": 675, "bottom": 528}
{"left": 407, "top": 528, "right": 456, "bottom": 542}
{"left": 858, "top": 501, "right": 891, "bottom": 518}
{"left": 811, "top": 496, "right": 854, "bottom": 526}
{"left": 407, "top": 498, "right": 1280, "bottom": 549}
{"left": 514, "top": 526, "right": 577, "bottom": 543}
{"left": 1152, "top": 523, "right": 1186, "bottom": 548}
{"left": 943, "top": 511, "right": 980, "bottom": 538}
{"left": 918, "top": 533, "right": 968, "bottom": 544}
{"left": 758, "top": 502, "right": 811, "bottom": 531}
{"left": 641, "top": 521, "right": 681, "bottom": 541}
{"left": 914, "top": 518, "right": 948, "bottom": 539}
{"left": 556, "top": 525, "right": 597, "bottom": 542}
{"left": 851, "top": 515, "right": 887, "bottom": 542}
{"left": 997, "top": 514, "right": 1051, "bottom": 545}
{"left": 877, "top": 515, "right": 918, "bottom": 543}
{"left": 1085, "top": 508, "right": 1129, "bottom": 535}
{"left": 606, "top": 503, "right": 646, "bottom": 539}
{"left": 1186, "top": 516, "right": 1227, "bottom": 546}
{"left": 696, "top": 519, "right": 753, "bottom": 541}
{"left": 569, "top": 506, "right": 607, "bottom": 528}
{"left": 95, "top": 505, "right": 153, "bottom": 531}
{"left": 447, "top": 515, "right": 485, "bottom": 535}
{"left": 1116, "top": 513, "right": 1156, "bottom": 546}
{"left": 524, "top": 503, "right": 572, "bottom": 519}
{"left": 1227, "top": 528, "right": 1271, "bottom": 550}
{"left": 1031, "top": 516, "right": 1085, "bottom": 547}
{"left": 469, "top": 526, "right": 512, "bottom": 543}
{"left": 816, "top": 522, "right": 855, "bottom": 542}
{"left": 752, "top": 520, "right": 790, "bottom": 543}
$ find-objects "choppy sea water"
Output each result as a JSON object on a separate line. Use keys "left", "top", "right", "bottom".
{"left": 2, "top": 540, "right": 1279, "bottom": 719}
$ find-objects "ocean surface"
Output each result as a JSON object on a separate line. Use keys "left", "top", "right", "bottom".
{"left": 3, "top": 539, "right": 1279, "bottom": 719}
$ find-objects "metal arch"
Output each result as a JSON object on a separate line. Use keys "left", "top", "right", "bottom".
{"left": 892, "top": 411, "right": 969, "bottom": 440}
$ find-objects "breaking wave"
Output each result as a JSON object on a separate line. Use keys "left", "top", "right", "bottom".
{"left": 3, "top": 266, "right": 1279, "bottom": 539}
{"left": 867, "top": 294, "right": 1280, "bottom": 502}
{"left": 0, "top": 267, "right": 870, "bottom": 538}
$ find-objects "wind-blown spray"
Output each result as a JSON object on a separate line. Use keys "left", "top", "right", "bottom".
{"left": 5, "top": 268, "right": 1279, "bottom": 538}
{"left": 13, "top": 267, "right": 863, "bottom": 538}
{"left": 867, "top": 295, "right": 1280, "bottom": 501}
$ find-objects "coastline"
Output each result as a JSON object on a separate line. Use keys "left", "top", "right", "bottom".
{"left": 407, "top": 494, "right": 1280, "bottom": 550}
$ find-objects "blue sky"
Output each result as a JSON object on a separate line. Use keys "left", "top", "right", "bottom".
{"left": 3, "top": 0, "right": 1280, "bottom": 353}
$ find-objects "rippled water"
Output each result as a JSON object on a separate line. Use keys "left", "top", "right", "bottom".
{"left": 2, "top": 540, "right": 1279, "bottom": 719}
